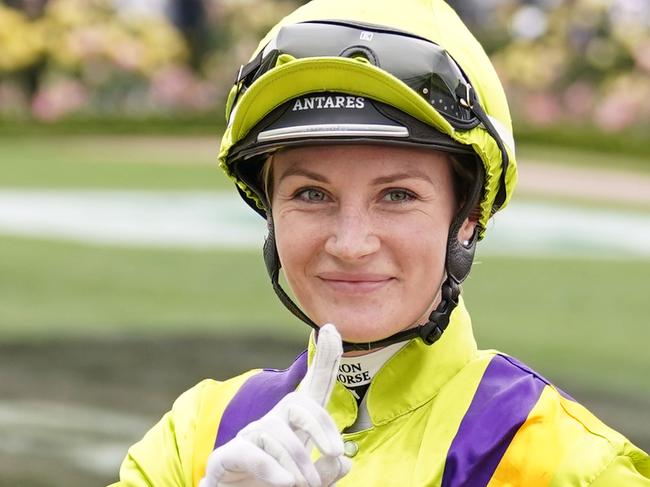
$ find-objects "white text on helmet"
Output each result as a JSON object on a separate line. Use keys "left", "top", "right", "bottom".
{"left": 292, "top": 96, "right": 365, "bottom": 111}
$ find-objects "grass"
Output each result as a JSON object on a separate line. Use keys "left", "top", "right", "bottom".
{"left": 1, "top": 133, "right": 648, "bottom": 391}
{"left": 1, "top": 134, "right": 648, "bottom": 485}
{"left": 1, "top": 135, "right": 649, "bottom": 191}
{"left": 0, "top": 235, "right": 304, "bottom": 341}
{"left": 2, "top": 118, "right": 649, "bottom": 162}
{"left": 1, "top": 233, "right": 648, "bottom": 399}
{"left": 465, "top": 255, "right": 650, "bottom": 396}
{"left": 0, "top": 135, "right": 232, "bottom": 190}
{"left": 517, "top": 143, "right": 650, "bottom": 174}
{"left": 0, "top": 115, "right": 225, "bottom": 136}
{"left": 514, "top": 193, "right": 650, "bottom": 215}
{"left": 515, "top": 124, "right": 650, "bottom": 164}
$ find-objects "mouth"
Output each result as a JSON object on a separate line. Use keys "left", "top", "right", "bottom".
{"left": 317, "top": 273, "right": 395, "bottom": 294}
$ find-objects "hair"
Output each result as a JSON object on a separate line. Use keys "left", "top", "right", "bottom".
{"left": 261, "top": 153, "right": 275, "bottom": 203}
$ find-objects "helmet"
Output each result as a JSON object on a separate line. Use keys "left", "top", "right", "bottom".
{"left": 218, "top": 0, "right": 518, "bottom": 351}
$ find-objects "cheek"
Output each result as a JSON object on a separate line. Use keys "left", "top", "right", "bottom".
{"left": 273, "top": 215, "right": 322, "bottom": 281}
{"left": 396, "top": 226, "right": 447, "bottom": 275}
{"left": 387, "top": 213, "right": 450, "bottom": 292}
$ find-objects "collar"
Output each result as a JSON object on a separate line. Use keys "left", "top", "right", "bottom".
{"left": 307, "top": 296, "right": 477, "bottom": 430}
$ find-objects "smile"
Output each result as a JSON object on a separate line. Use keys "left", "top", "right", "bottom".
{"left": 317, "top": 273, "right": 394, "bottom": 294}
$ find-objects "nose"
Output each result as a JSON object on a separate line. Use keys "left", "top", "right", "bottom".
{"left": 324, "top": 206, "right": 380, "bottom": 261}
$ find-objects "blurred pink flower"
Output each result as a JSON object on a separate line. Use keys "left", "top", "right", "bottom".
{"left": 150, "top": 65, "right": 216, "bottom": 110}
{"left": 633, "top": 41, "right": 650, "bottom": 73}
{"left": 111, "top": 40, "right": 145, "bottom": 72}
{"left": 522, "top": 92, "right": 562, "bottom": 126}
{"left": 563, "top": 81, "right": 595, "bottom": 118}
{"left": 594, "top": 92, "right": 638, "bottom": 132}
{"left": 68, "top": 26, "right": 106, "bottom": 59}
{"left": 0, "top": 81, "right": 30, "bottom": 116}
{"left": 31, "top": 79, "right": 88, "bottom": 121}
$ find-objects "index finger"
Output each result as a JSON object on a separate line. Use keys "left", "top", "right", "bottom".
{"left": 302, "top": 324, "right": 343, "bottom": 407}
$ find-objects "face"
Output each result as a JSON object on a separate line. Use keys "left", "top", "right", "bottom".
{"left": 271, "top": 144, "right": 475, "bottom": 345}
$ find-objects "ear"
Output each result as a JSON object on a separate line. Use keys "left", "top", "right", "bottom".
{"left": 458, "top": 216, "right": 478, "bottom": 246}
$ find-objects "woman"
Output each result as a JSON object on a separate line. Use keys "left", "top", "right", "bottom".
{"left": 114, "top": 0, "right": 650, "bottom": 485}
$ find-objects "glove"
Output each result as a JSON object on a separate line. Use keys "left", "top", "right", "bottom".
{"left": 199, "top": 324, "right": 352, "bottom": 487}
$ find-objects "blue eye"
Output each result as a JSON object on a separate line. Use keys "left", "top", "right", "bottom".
{"left": 384, "top": 189, "right": 415, "bottom": 202}
{"left": 298, "top": 188, "right": 326, "bottom": 202}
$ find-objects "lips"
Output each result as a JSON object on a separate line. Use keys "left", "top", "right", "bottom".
{"left": 317, "top": 272, "right": 394, "bottom": 294}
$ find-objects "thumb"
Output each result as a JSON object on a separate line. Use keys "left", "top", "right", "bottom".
{"left": 302, "top": 324, "right": 343, "bottom": 407}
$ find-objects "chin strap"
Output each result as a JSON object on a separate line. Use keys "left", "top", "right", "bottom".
{"left": 339, "top": 276, "right": 462, "bottom": 351}
{"left": 263, "top": 218, "right": 319, "bottom": 330}
{"left": 262, "top": 161, "right": 484, "bottom": 353}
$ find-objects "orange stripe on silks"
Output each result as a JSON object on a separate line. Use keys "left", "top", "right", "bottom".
{"left": 441, "top": 355, "right": 547, "bottom": 487}
{"left": 486, "top": 386, "right": 584, "bottom": 487}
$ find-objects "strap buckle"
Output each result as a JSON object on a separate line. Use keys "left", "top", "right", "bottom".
{"left": 456, "top": 83, "right": 473, "bottom": 109}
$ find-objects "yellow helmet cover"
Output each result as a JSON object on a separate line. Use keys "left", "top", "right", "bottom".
{"left": 219, "top": 0, "right": 517, "bottom": 237}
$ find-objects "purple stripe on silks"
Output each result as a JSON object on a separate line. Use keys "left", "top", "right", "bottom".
{"left": 214, "top": 350, "right": 308, "bottom": 449}
{"left": 500, "top": 354, "right": 575, "bottom": 402}
{"left": 441, "top": 354, "right": 546, "bottom": 487}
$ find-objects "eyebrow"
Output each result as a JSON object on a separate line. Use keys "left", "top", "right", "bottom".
{"left": 277, "top": 166, "right": 435, "bottom": 186}
{"left": 277, "top": 166, "right": 330, "bottom": 184}
{"left": 371, "top": 170, "right": 434, "bottom": 185}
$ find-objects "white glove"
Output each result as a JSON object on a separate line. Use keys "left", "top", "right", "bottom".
{"left": 199, "top": 324, "right": 352, "bottom": 487}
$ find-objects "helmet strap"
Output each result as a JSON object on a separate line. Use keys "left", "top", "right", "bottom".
{"left": 263, "top": 216, "right": 320, "bottom": 331}
{"left": 262, "top": 159, "right": 484, "bottom": 353}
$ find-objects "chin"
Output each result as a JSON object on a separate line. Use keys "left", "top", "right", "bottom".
{"left": 316, "top": 311, "right": 405, "bottom": 344}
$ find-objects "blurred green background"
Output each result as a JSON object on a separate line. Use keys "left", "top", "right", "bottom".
{"left": 1, "top": 0, "right": 649, "bottom": 486}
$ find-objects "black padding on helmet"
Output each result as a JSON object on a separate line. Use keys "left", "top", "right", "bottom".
{"left": 446, "top": 159, "right": 484, "bottom": 285}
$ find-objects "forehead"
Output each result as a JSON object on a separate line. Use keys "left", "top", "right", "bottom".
{"left": 272, "top": 144, "right": 452, "bottom": 180}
